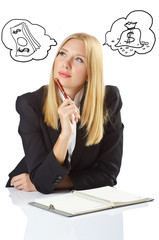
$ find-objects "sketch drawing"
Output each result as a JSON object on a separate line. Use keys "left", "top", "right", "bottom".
{"left": 1, "top": 19, "right": 57, "bottom": 62}
{"left": 103, "top": 10, "right": 156, "bottom": 56}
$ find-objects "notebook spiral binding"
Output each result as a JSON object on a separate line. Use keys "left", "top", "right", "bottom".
{"left": 72, "top": 191, "right": 113, "bottom": 206}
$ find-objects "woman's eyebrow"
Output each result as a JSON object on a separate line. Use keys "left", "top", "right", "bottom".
{"left": 60, "top": 48, "right": 68, "bottom": 52}
{"left": 60, "top": 48, "right": 86, "bottom": 58}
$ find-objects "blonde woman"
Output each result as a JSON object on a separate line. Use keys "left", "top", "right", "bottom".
{"left": 6, "top": 33, "right": 124, "bottom": 194}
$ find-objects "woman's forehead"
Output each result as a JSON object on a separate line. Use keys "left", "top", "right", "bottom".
{"left": 61, "top": 39, "right": 86, "bottom": 57}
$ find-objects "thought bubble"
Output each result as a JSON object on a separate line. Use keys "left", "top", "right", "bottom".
{"left": 103, "top": 10, "right": 156, "bottom": 57}
{"left": 1, "top": 19, "right": 57, "bottom": 62}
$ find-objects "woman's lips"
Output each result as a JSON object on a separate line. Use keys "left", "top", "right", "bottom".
{"left": 58, "top": 71, "right": 71, "bottom": 78}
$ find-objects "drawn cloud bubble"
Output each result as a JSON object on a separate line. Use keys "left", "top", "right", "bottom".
{"left": 1, "top": 19, "right": 57, "bottom": 62}
{"left": 103, "top": 10, "right": 156, "bottom": 57}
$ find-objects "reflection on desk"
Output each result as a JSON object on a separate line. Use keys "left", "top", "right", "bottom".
{"left": 5, "top": 188, "right": 158, "bottom": 240}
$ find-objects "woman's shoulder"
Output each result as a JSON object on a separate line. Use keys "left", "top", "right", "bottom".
{"left": 16, "top": 85, "right": 48, "bottom": 112}
{"left": 105, "top": 85, "right": 122, "bottom": 110}
{"left": 105, "top": 85, "right": 120, "bottom": 101}
{"left": 17, "top": 85, "right": 47, "bottom": 101}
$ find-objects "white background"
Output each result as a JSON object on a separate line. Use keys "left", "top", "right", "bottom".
{"left": 0, "top": 0, "right": 158, "bottom": 203}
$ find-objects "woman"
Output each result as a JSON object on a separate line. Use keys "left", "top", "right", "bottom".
{"left": 6, "top": 33, "right": 124, "bottom": 194}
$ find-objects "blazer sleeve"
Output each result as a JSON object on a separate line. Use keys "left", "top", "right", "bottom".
{"left": 16, "top": 94, "right": 70, "bottom": 194}
{"left": 69, "top": 86, "right": 124, "bottom": 190}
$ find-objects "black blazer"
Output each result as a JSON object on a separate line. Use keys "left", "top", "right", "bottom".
{"left": 6, "top": 85, "right": 124, "bottom": 194}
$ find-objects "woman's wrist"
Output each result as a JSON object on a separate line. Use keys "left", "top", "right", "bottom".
{"left": 53, "top": 132, "right": 71, "bottom": 165}
{"left": 59, "top": 132, "right": 71, "bottom": 142}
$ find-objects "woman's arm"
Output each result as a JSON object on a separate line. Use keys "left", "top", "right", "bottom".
{"left": 53, "top": 98, "right": 80, "bottom": 165}
{"left": 11, "top": 173, "right": 73, "bottom": 191}
{"left": 13, "top": 94, "right": 71, "bottom": 194}
{"left": 11, "top": 93, "right": 79, "bottom": 193}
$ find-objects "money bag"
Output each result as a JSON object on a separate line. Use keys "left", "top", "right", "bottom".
{"left": 115, "top": 27, "right": 143, "bottom": 48}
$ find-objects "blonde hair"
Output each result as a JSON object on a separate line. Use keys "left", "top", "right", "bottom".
{"left": 43, "top": 33, "right": 107, "bottom": 146}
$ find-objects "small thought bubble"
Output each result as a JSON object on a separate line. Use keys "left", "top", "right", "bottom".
{"left": 1, "top": 19, "right": 57, "bottom": 62}
{"left": 103, "top": 10, "right": 156, "bottom": 57}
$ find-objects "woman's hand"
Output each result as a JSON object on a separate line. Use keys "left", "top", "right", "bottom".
{"left": 11, "top": 173, "right": 37, "bottom": 192}
{"left": 58, "top": 99, "right": 80, "bottom": 139}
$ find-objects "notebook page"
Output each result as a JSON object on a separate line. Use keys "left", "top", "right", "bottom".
{"left": 78, "top": 186, "right": 148, "bottom": 204}
{"left": 34, "top": 192, "right": 109, "bottom": 214}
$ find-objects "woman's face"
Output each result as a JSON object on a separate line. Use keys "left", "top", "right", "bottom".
{"left": 54, "top": 39, "right": 87, "bottom": 97}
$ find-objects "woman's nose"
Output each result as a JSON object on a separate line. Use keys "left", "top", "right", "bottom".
{"left": 63, "top": 58, "right": 71, "bottom": 69}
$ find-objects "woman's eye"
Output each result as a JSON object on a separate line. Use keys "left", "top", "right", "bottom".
{"left": 76, "top": 57, "right": 84, "bottom": 63}
{"left": 59, "top": 51, "right": 66, "bottom": 56}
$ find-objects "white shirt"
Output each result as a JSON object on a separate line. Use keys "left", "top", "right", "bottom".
{"left": 58, "top": 87, "right": 84, "bottom": 162}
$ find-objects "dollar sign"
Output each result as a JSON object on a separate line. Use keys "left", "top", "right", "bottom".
{"left": 17, "top": 47, "right": 30, "bottom": 53}
{"left": 13, "top": 29, "right": 21, "bottom": 34}
{"left": 126, "top": 31, "right": 135, "bottom": 44}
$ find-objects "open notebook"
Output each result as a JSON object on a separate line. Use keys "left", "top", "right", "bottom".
{"left": 29, "top": 186, "right": 153, "bottom": 217}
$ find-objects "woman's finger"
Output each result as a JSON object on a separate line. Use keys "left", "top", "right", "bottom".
{"left": 59, "top": 99, "right": 80, "bottom": 113}
{"left": 59, "top": 105, "right": 80, "bottom": 120}
{"left": 11, "top": 173, "right": 27, "bottom": 186}
{"left": 11, "top": 176, "right": 21, "bottom": 186}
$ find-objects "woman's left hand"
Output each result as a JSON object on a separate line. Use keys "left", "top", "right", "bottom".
{"left": 11, "top": 173, "right": 37, "bottom": 192}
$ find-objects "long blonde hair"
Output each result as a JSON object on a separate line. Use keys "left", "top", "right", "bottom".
{"left": 43, "top": 33, "right": 106, "bottom": 146}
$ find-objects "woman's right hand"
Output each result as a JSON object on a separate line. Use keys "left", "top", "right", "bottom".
{"left": 58, "top": 99, "right": 80, "bottom": 139}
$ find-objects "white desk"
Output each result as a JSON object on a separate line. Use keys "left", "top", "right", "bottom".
{"left": 1, "top": 187, "right": 158, "bottom": 240}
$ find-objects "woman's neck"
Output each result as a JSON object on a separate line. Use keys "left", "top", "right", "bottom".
{"left": 64, "top": 86, "right": 83, "bottom": 100}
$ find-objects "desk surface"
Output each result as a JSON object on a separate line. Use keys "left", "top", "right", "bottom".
{"left": 1, "top": 187, "right": 159, "bottom": 240}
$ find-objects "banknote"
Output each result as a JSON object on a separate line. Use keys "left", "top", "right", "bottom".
{"left": 10, "top": 22, "right": 41, "bottom": 57}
